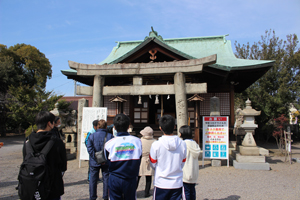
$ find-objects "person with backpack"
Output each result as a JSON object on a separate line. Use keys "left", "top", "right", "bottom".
{"left": 85, "top": 119, "right": 99, "bottom": 183}
{"left": 87, "top": 119, "right": 114, "bottom": 200}
{"left": 19, "top": 111, "right": 67, "bottom": 200}
{"left": 180, "top": 125, "right": 201, "bottom": 200}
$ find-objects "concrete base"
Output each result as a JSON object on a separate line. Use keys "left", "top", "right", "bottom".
{"left": 233, "top": 160, "right": 270, "bottom": 170}
{"left": 235, "top": 146, "right": 269, "bottom": 156}
{"left": 259, "top": 147, "right": 269, "bottom": 156}
{"left": 236, "top": 153, "right": 265, "bottom": 163}
{"left": 239, "top": 146, "right": 260, "bottom": 156}
{"left": 211, "top": 159, "right": 221, "bottom": 167}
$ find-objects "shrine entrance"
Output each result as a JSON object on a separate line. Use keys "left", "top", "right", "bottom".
{"left": 132, "top": 95, "right": 176, "bottom": 126}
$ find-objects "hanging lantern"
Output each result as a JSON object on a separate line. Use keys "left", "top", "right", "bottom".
{"left": 155, "top": 95, "right": 159, "bottom": 104}
{"left": 167, "top": 82, "right": 170, "bottom": 99}
{"left": 138, "top": 95, "right": 142, "bottom": 104}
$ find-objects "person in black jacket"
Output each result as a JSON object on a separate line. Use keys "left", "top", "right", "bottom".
{"left": 23, "top": 111, "right": 67, "bottom": 200}
{"left": 87, "top": 119, "right": 114, "bottom": 200}
{"left": 51, "top": 116, "right": 63, "bottom": 140}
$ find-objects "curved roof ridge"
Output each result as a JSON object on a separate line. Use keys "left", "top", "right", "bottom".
{"left": 114, "top": 34, "right": 229, "bottom": 45}
{"left": 164, "top": 34, "right": 229, "bottom": 41}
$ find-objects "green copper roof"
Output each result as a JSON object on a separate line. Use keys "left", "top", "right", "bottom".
{"left": 99, "top": 33, "right": 274, "bottom": 70}
{"left": 62, "top": 28, "right": 274, "bottom": 86}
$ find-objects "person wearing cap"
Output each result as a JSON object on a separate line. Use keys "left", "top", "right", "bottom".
{"left": 136, "top": 126, "right": 156, "bottom": 197}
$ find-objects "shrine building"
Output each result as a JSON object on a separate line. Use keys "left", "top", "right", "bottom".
{"left": 61, "top": 28, "right": 274, "bottom": 143}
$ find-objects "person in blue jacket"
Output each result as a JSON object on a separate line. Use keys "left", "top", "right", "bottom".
{"left": 85, "top": 120, "right": 98, "bottom": 182}
{"left": 87, "top": 119, "right": 114, "bottom": 200}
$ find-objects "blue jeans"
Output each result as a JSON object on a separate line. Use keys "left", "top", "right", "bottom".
{"left": 153, "top": 187, "right": 183, "bottom": 200}
{"left": 183, "top": 182, "right": 196, "bottom": 200}
{"left": 89, "top": 165, "right": 109, "bottom": 200}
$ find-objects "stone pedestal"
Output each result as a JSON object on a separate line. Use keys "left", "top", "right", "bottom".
{"left": 233, "top": 160, "right": 270, "bottom": 170}
{"left": 236, "top": 153, "right": 265, "bottom": 163}
{"left": 239, "top": 146, "right": 260, "bottom": 156}
{"left": 232, "top": 150, "right": 270, "bottom": 170}
{"left": 236, "top": 132, "right": 269, "bottom": 170}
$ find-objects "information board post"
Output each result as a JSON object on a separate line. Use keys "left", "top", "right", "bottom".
{"left": 202, "top": 116, "right": 229, "bottom": 167}
{"left": 79, "top": 107, "right": 107, "bottom": 167}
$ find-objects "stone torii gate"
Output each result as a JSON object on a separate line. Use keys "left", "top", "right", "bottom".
{"left": 69, "top": 54, "right": 216, "bottom": 134}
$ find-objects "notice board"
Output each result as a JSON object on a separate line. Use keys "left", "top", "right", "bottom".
{"left": 80, "top": 107, "right": 107, "bottom": 161}
{"left": 202, "top": 116, "right": 229, "bottom": 166}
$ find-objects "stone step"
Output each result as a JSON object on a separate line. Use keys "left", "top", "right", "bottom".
{"left": 236, "top": 153, "right": 266, "bottom": 163}
{"left": 233, "top": 160, "right": 270, "bottom": 170}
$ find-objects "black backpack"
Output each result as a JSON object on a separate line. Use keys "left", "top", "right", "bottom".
{"left": 18, "top": 139, "right": 54, "bottom": 200}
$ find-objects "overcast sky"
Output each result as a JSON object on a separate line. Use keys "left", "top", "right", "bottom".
{"left": 1, "top": 0, "right": 299, "bottom": 96}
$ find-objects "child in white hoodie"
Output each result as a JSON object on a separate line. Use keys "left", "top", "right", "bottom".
{"left": 150, "top": 115, "right": 187, "bottom": 200}
{"left": 180, "top": 125, "right": 201, "bottom": 200}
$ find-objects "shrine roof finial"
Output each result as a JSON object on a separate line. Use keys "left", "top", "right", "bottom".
{"left": 145, "top": 26, "right": 163, "bottom": 41}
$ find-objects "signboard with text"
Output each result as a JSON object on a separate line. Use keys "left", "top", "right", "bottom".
{"left": 202, "top": 116, "right": 229, "bottom": 160}
{"left": 80, "top": 107, "right": 107, "bottom": 161}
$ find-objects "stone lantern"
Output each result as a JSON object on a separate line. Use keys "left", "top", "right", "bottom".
{"left": 239, "top": 99, "right": 261, "bottom": 154}
{"left": 233, "top": 99, "right": 270, "bottom": 170}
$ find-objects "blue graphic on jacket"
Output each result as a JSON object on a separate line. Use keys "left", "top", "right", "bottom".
{"left": 115, "top": 143, "right": 135, "bottom": 159}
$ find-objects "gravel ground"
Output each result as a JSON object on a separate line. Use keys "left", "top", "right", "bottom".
{"left": 1, "top": 135, "right": 300, "bottom": 200}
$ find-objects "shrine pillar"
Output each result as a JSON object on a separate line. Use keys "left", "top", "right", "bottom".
{"left": 174, "top": 72, "right": 188, "bottom": 135}
{"left": 92, "top": 75, "right": 104, "bottom": 107}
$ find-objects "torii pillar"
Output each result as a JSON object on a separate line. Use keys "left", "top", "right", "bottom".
{"left": 174, "top": 72, "right": 188, "bottom": 134}
{"left": 92, "top": 75, "right": 104, "bottom": 107}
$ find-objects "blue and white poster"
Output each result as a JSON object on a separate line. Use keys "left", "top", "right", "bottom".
{"left": 202, "top": 116, "right": 229, "bottom": 162}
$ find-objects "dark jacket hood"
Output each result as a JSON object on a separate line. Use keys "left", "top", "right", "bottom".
{"left": 28, "top": 131, "right": 53, "bottom": 152}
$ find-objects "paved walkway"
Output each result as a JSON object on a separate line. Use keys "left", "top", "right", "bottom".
{"left": 1, "top": 135, "right": 300, "bottom": 200}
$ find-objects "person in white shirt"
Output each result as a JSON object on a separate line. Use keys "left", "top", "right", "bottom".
{"left": 180, "top": 125, "right": 201, "bottom": 200}
{"left": 149, "top": 115, "right": 187, "bottom": 200}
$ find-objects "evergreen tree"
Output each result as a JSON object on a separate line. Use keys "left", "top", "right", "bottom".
{"left": 0, "top": 44, "right": 61, "bottom": 136}
{"left": 234, "top": 30, "right": 300, "bottom": 141}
